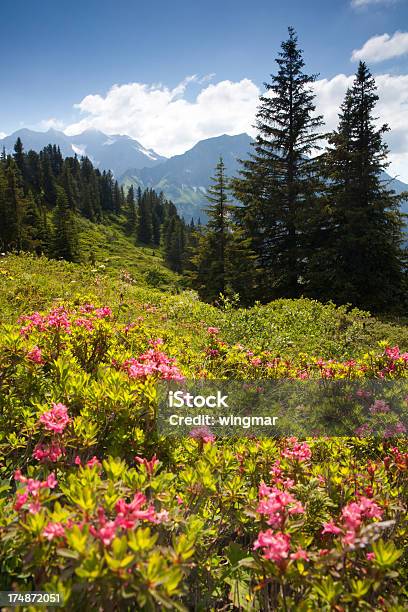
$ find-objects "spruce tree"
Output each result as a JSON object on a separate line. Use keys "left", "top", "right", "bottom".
{"left": 21, "top": 191, "right": 46, "bottom": 253}
{"left": 234, "top": 27, "right": 324, "bottom": 301}
{"left": 309, "top": 62, "right": 407, "bottom": 311}
{"left": 137, "top": 190, "right": 153, "bottom": 244}
{"left": 124, "top": 185, "right": 138, "bottom": 235}
{"left": 164, "top": 216, "right": 186, "bottom": 273}
{"left": 41, "top": 156, "right": 57, "bottom": 207}
{"left": 3, "top": 160, "right": 25, "bottom": 252}
{"left": 13, "top": 137, "right": 28, "bottom": 189}
{"left": 52, "top": 186, "right": 80, "bottom": 262}
{"left": 191, "top": 158, "right": 256, "bottom": 303}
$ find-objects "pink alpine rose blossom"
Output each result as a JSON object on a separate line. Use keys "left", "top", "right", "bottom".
{"left": 43, "top": 522, "right": 65, "bottom": 541}
{"left": 290, "top": 547, "right": 309, "bottom": 561}
{"left": 190, "top": 426, "right": 216, "bottom": 444}
{"left": 39, "top": 403, "right": 70, "bottom": 434}
{"left": 207, "top": 327, "right": 220, "bottom": 335}
{"left": 14, "top": 492, "right": 28, "bottom": 511}
{"left": 254, "top": 530, "right": 291, "bottom": 563}
{"left": 27, "top": 346, "right": 43, "bottom": 364}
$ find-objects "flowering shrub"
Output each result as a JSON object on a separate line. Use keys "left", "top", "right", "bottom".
{"left": 0, "top": 302, "right": 407, "bottom": 608}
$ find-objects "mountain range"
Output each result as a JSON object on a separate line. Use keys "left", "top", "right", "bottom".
{"left": 120, "top": 133, "right": 252, "bottom": 221}
{"left": 1, "top": 128, "right": 407, "bottom": 222}
{"left": 0, "top": 128, "right": 165, "bottom": 176}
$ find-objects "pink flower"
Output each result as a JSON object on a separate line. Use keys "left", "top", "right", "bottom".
{"left": 29, "top": 500, "right": 42, "bottom": 514}
{"left": 281, "top": 439, "right": 312, "bottom": 463}
{"left": 257, "top": 485, "right": 304, "bottom": 528}
{"left": 385, "top": 346, "right": 400, "bottom": 360}
{"left": 329, "top": 496, "right": 384, "bottom": 547}
{"left": 369, "top": 399, "right": 390, "bottom": 414}
{"left": 356, "top": 389, "right": 371, "bottom": 399}
{"left": 355, "top": 423, "right": 372, "bottom": 437}
{"left": 94, "top": 307, "right": 112, "bottom": 319}
{"left": 342, "top": 502, "right": 363, "bottom": 530}
{"left": 123, "top": 350, "right": 184, "bottom": 382}
{"left": 43, "top": 522, "right": 65, "bottom": 541}
{"left": 74, "top": 318, "right": 94, "bottom": 331}
{"left": 135, "top": 455, "right": 159, "bottom": 476}
{"left": 290, "top": 547, "right": 309, "bottom": 561}
{"left": 27, "top": 346, "right": 43, "bottom": 364}
{"left": 297, "top": 370, "right": 309, "bottom": 380}
{"left": 254, "top": 530, "right": 291, "bottom": 563}
{"left": 44, "top": 473, "right": 58, "bottom": 489}
{"left": 154, "top": 510, "right": 170, "bottom": 523}
{"left": 207, "top": 327, "right": 219, "bottom": 335}
{"left": 93, "top": 521, "right": 116, "bottom": 546}
{"left": 384, "top": 422, "right": 407, "bottom": 437}
{"left": 14, "top": 492, "right": 28, "bottom": 511}
{"left": 114, "top": 492, "right": 161, "bottom": 527}
{"left": 14, "top": 469, "right": 24, "bottom": 482}
{"left": 74, "top": 455, "right": 82, "bottom": 466}
{"left": 86, "top": 456, "right": 101, "bottom": 469}
{"left": 251, "top": 358, "right": 262, "bottom": 367}
{"left": 15, "top": 471, "right": 56, "bottom": 494}
{"left": 342, "top": 529, "right": 357, "bottom": 547}
{"left": 322, "top": 521, "right": 342, "bottom": 535}
{"left": 39, "top": 403, "right": 70, "bottom": 434}
{"left": 33, "top": 443, "right": 65, "bottom": 462}
{"left": 190, "top": 426, "right": 215, "bottom": 444}
{"left": 366, "top": 552, "right": 375, "bottom": 561}
{"left": 357, "top": 496, "right": 383, "bottom": 519}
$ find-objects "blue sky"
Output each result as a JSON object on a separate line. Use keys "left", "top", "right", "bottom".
{"left": 1, "top": 0, "right": 408, "bottom": 177}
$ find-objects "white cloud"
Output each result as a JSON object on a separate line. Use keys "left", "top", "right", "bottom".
{"left": 64, "top": 76, "right": 260, "bottom": 156}
{"left": 39, "top": 117, "right": 66, "bottom": 131}
{"left": 312, "top": 73, "right": 408, "bottom": 181}
{"left": 352, "top": 31, "right": 408, "bottom": 63}
{"left": 0, "top": 132, "right": 6, "bottom": 139}
{"left": 54, "top": 70, "right": 408, "bottom": 182}
{"left": 351, "top": 0, "right": 397, "bottom": 8}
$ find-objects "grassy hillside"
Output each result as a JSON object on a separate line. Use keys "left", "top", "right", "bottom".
{"left": 1, "top": 252, "right": 408, "bottom": 359}
{"left": 76, "top": 216, "right": 180, "bottom": 288}
{"left": 1, "top": 252, "right": 408, "bottom": 609}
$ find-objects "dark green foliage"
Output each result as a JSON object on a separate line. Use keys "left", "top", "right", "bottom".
{"left": 0, "top": 139, "right": 186, "bottom": 274}
{"left": 191, "top": 158, "right": 256, "bottom": 303}
{"left": 233, "top": 27, "right": 324, "bottom": 301}
{"left": 137, "top": 189, "right": 153, "bottom": 244}
{"left": 52, "top": 186, "right": 80, "bottom": 262}
{"left": 124, "top": 184, "right": 137, "bottom": 235}
{"left": 306, "top": 62, "right": 407, "bottom": 312}
{"left": 164, "top": 215, "right": 186, "bottom": 273}
{"left": 13, "top": 137, "right": 28, "bottom": 188}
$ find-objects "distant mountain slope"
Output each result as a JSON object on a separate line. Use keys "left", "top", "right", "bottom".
{"left": 2, "top": 128, "right": 407, "bottom": 222}
{"left": 0, "top": 128, "right": 166, "bottom": 176}
{"left": 120, "top": 133, "right": 408, "bottom": 221}
{"left": 120, "top": 133, "right": 253, "bottom": 220}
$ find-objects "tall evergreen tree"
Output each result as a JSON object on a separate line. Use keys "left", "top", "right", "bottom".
{"left": 13, "top": 137, "right": 28, "bottom": 189}
{"left": 308, "top": 62, "right": 407, "bottom": 311}
{"left": 21, "top": 191, "right": 46, "bottom": 253}
{"left": 2, "top": 160, "right": 25, "bottom": 252}
{"left": 124, "top": 185, "right": 138, "bottom": 235}
{"left": 52, "top": 186, "right": 79, "bottom": 262}
{"left": 41, "top": 155, "right": 57, "bottom": 207}
{"left": 164, "top": 216, "right": 186, "bottom": 273}
{"left": 137, "top": 190, "right": 153, "bottom": 244}
{"left": 191, "top": 158, "right": 255, "bottom": 303}
{"left": 234, "top": 27, "right": 324, "bottom": 301}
